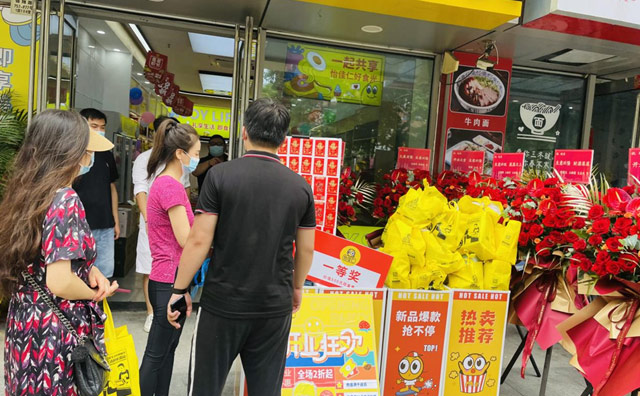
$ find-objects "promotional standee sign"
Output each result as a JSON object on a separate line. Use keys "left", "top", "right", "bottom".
{"left": 450, "top": 150, "right": 485, "bottom": 175}
{"left": 397, "top": 148, "right": 431, "bottom": 172}
{"left": 443, "top": 291, "right": 509, "bottom": 396}
{"left": 308, "top": 230, "right": 393, "bottom": 289}
{"left": 444, "top": 52, "right": 512, "bottom": 175}
{"left": 278, "top": 137, "right": 345, "bottom": 234}
{"left": 491, "top": 152, "right": 525, "bottom": 180}
{"left": 553, "top": 149, "right": 593, "bottom": 184}
{"left": 381, "top": 290, "right": 452, "bottom": 396}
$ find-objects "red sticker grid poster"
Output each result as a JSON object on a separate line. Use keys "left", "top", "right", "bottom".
{"left": 491, "top": 152, "right": 525, "bottom": 180}
{"left": 443, "top": 52, "right": 512, "bottom": 175}
{"left": 278, "top": 137, "right": 344, "bottom": 234}
{"left": 381, "top": 290, "right": 452, "bottom": 396}
{"left": 553, "top": 149, "right": 593, "bottom": 184}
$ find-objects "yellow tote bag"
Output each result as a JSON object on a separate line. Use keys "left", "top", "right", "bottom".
{"left": 102, "top": 300, "right": 141, "bottom": 396}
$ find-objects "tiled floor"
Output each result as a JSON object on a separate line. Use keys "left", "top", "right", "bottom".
{"left": 1, "top": 307, "right": 592, "bottom": 396}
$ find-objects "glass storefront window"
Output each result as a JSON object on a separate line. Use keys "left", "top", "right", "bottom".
{"left": 592, "top": 90, "right": 640, "bottom": 187}
{"left": 504, "top": 70, "right": 585, "bottom": 172}
{"left": 261, "top": 38, "right": 434, "bottom": 181}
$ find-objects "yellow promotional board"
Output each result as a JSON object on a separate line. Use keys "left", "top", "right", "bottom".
{"left": 283, "top": 42, "right": 385, "bottom": 106}
{"left": 0, "top": 6, "right": 38, "bottom": 108}
{"left": 443, "top": 290, "right": 509, "bottom": 396}
{"left": 281, "top": 294, "right": 380, "bottom": 396}
{"left": 169, "top": 104, "right": 231, "bottom": 138}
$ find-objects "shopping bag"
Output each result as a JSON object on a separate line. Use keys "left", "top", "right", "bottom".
{"left": 384, "top": 252, "right": 412, "bottom": 289}
{"left": 483, "top": 259, "right": 512, "bottom": 291}
{"left": 494, "top": 220, "right": 522, "bottom": 264}
{"left": 446, "top": 253, "right": 484, "bottom": 289}
{"left": 102, "top": 300, "right": 141, "bottom": 396}
{"left": 396, "top": 185, "right": 447, "bottom": 228}
{"left": 460, "top": 209, "right": 499, "bottom": 261}
{"left": 430, "top": 202, "right": 464, "bottom": 252}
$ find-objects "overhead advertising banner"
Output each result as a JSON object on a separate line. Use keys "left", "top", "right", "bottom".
{"left": 308, "top": 230, "right": 393, "bottom": 289}
{"left": 0, "top": 6, "right": 39, "bottom": 108}
{"left": 443, "top": 52, "right": 512, "bottom": 175}
{"left": 283, "top": 42, "right": 385, "bottom": 106}
{"left": 443, "top": 291, "right": 509, "bottom": 396}
{"left": 169, "top": 105, "right": 231, "bottom": 138}
{"left": 381, "top": 290, "right": 452, "bottom": 396}
{"left": 282, "top": 294, "right": 380, "bottom": 396}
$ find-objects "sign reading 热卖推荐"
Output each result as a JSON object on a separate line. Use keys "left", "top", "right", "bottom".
{"left": 283, "top": 42, "right": 385, "bottom": 106}
{"left": 553, "top": 149, "right": 593, "bottom": 184}
{"left": 381, "top": 290, "right": 452, "bottom": 396}
{"left": 397, "top": 147, "right": 431, "bottom": 172}
{"left": 308, "top": 230, "right": 393, "bottom": 289}
{"left": 492, "top": 152, "right": 525, "bottom": 180}
{"left": 443, "top": 290, "right": 509, "bottom": 396}
{"left": 450, "top": 150, "right": 485, "bottom": 175}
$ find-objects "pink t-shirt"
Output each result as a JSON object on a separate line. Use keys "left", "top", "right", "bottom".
{"left": 147, "top": 175, "right": 194, "bottom": 283}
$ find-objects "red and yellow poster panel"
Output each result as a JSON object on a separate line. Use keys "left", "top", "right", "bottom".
{"left": 281, "top": 294, "right": 380, "bottom": 396}
{"left": 318, "top": 288, "right": 386, "bottom": 367}
{"left": 443, "top": 291, "right": 509, "bottom": 396}
{"left": 381, "top": 290, "right": 451, "bottom": 396}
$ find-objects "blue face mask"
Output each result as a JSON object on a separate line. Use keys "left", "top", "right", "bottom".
{"left": 183, "top": 152, "right": 198, "bottom": 174}
{"left": 78, "top": 152, "right": 94, "bottom": 176}
{"left": 97, "top": 131, "right": 106, "bottom": 137}
{"left": 209, "top": 145, "right": 224, "bottom": 157}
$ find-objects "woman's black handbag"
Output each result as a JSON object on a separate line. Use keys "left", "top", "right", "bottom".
{"left": 23, "top": 272, "right": 110, "bottom": 396}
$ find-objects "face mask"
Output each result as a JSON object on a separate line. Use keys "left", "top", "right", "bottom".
{"left": 79, "top": 152, "right": 95, "bottom": 176}
{"left": 97, "top": 131, "right": 106, "bottom": 137}
{"left": 209, "top": 145, "right": 224, "bottom": 157}
{"left": 182, "top": 152, "right": 198, "bottom": 174}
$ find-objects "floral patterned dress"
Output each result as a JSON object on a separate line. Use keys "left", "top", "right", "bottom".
{"left": 4, "top": 188, "right": 106, "bottom": 396}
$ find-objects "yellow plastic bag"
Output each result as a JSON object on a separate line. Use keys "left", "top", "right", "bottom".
{"left": 410, "top": 263, "right": 447, "bottom": 290}
{"left": 102, "top": 300, "right": 141, "bottom": 396}
{"left": 430, "top": 203, "right": 464, "bottom": 252}
{"left": 447, "top": 253, "right": 484, "bottom": 289}
{"left": 494, "top": 220, "right": 522, "bottom": 264}
{"left": 457, "top": 196, "right": 485, "bottom": 214}
{"left": 396, "top": 186, "right": 447, "bottom": 228}
{"left": 460, "top": 210, "right": 498, "bottom": 261}
{"left": 384, "top": 252, "right": 412, "bottom": 289}
{"left": 483, "top": 259, "right": 512, "bottom": 290}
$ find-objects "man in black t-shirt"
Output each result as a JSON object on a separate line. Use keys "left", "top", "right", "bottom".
{"left": 192, "top": 134, "right": 227, "bottom": 191}
{"left": 168, "top": 99, "right": 315, "bottom": 396}
{"left": 73, "top": 108, "right": 120, "bottom": 278}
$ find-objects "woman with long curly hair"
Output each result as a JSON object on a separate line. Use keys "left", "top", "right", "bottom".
{"left": 1, "top": 110, "right": 119, "bottom": 396}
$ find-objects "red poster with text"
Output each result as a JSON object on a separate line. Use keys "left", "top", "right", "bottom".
{"left": 629, "top": 148, "right": 640, "bottom": 185}
{"left": 450, "top": 150, "right": 485, "bottom": 174}
{"left": 144, "top": 51, "right": 168, "bottom": 73}
{"left": 397, "top": 147, "right": 432, "bottom": 172}
{"left": 491, "top": 152, "right": 525, "bottom": 180}
{"left": 279, "top": 137, "right": 344, "bottom": 234}
{"left": 308, "top": 230, "right": 392, "bottom": 289}
{"left": 553, "top": 149, "right": 593, "bottom": 184}
{"left": 443, "top": 52, "right": 512, "bottom": 175}
{"left": 382, "top": 290, "right": 451, "bottom": 396}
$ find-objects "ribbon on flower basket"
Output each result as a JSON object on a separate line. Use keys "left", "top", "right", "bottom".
{"left": 558, "top": 277, "right": 640, "bottom": 396}
{"left": 511, "top": 259, "right": 587, "bottom": 378}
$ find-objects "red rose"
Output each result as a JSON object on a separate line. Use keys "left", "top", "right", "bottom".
{"left": 592, "top": 263, "right": 608, "bottom": 277}
{"left": 549, "top": 231, "right": 566, "bottom": 244}
{"left": 605, "top": 237, "right": 622, "bottom": 252}
{"left": 580, "top": 257, "right": 592, "bottom": 272}
{"left": 572, "top": 217, "right": 587, "bottom": 230}
{"left": 603, "top": 188, "right": 632, "bottom": 214}
{"left": 521, "top": 207, "right": 537, "bottom": 222}
{"left": 596, "top": 251, "right": 610, "bottom": 264}
{"left": 623, "top": 185, "right": 636, "bottom": 196}
{"left": 518, "top": 233, "right": 530, "bottom": 246}
{"left": 592, "top": 218, "right": 611, "bottom": 235}
{"left": 564, "top": 231, "right": 580, "bottom": 243}
{"left": 571, "top": 252, "right": 587, "bottom": 267}
{"left": 588, "top": 235, "right": 603, "bottom": 246}
{"left": 573, "top": 239, "right": 587, "bottom": 251}
{"left": 613, "top": 217, "right": 633, "bottom": 236}
{"left": 529, "top": 223, "right": 544, "bottom": 238}
{"left": 619, "top": 253, "right": 637, "bottom": 272}
{"left": 606, "top": 260, "right": 621, "bottom": 275}
{"left": 536, "top": 244, "right": 551, "bottom": 257}
{"left": 588, "top": 205, "right": 605, "bottom": 220}
{"left": 543, "top": 216, "right": 556, "bottom": 228}
{"left": 541, "top": 237, "right": 554, "bottom": 248}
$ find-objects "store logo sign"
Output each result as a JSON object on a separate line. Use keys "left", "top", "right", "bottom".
{"left": 517, "top": 102, "right": 561, "bottom": 143}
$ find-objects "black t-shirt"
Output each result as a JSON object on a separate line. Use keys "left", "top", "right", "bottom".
{"left": 196, "top": 150, "right": 316, "bottom": 318}
{"left": 197, "top": 155, "right": 227, "bottom": 191}
{"left": 73, "top": 151, "right": 119, "bottom": 230}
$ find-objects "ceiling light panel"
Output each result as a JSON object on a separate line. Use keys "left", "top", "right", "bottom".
{"left": 189, "top": 32, "right": 235, "bottom": 58}
{"left": 199, "top": 73, "right": 233, "bottom": 96}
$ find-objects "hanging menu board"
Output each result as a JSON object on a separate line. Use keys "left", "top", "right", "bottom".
{"left": 278, "top": 137, "right": 344, "bottom": 234}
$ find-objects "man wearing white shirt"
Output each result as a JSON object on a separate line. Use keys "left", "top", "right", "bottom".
{"left": 132, "top": 116, "right": 190, "bottom": 332}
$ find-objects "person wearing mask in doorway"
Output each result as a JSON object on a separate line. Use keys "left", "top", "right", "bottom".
{"left": 73, "top": 108, "right": 120, "bottom": 279}
{"left": 192, "top": 134, "right": 227, "bottom": 191}
{"left": 132, "top": 116, "right": 190, "bottom": 333}
{"left": 168, "top": 98, "right": 316, "bottom": 396}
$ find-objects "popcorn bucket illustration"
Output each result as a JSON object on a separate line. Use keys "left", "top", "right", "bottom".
{"left": 459, "top": 372, "right": 487, "bottom": 393}
{"left": 457, "top": 354, "right": 490, "bottom": 394}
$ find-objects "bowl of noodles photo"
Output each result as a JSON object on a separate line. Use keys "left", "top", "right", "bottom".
{"left": 454, "top": 69, "right": 506, "bottom": 114}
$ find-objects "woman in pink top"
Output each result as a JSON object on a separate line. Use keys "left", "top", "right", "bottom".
{"left": 139, "top": 119, "right": 200, "bottom": 396}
